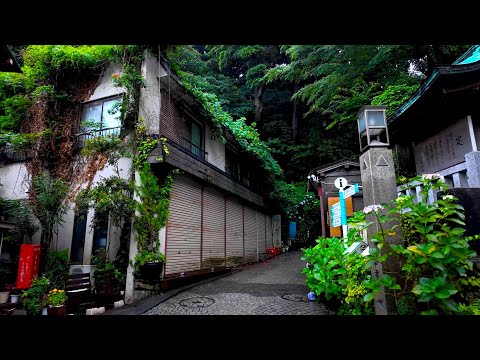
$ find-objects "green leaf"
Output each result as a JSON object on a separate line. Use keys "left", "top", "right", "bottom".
{"left": 435, "top": 288, "right": 453, "bottom": 299}
{"left": 363, "top": 292, "right": 375, "bottom": 302}
{"left": 421, "top": 309, "right": 439, "bottom": 315}
{"left": 449, "top": 218, "right": 465, "bottom": 226}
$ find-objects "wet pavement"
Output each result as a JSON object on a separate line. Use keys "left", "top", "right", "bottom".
{"left": 142, "top": 251, "right": 332, "bottom": 315}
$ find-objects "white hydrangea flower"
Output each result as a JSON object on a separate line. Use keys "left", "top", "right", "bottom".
{"left": 442, "top": 194, "right": 454, "bottom": 200}
{"left": 363, "top": 204, "right": 384, "bottom": 214}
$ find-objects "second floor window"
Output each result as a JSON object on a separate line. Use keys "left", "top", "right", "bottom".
{"left": 80, "top": 96, "right": 122, "bottom": 136}
{"left": 225, "top": 148, "right": 239, "bottom": 180}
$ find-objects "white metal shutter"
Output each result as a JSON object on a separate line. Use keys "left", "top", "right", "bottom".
{"left": 257, "top": 212, "right": 266, "bottom": 258}
{"left": 266, "top": 214, "right": 273, "bottom": 248}
{"left": 202, "top": 186, "right": 225, "bottom": 269}
{"left": 165, "top": 175, "right": 202, "bottom": 275}
{"left": 226, "top": 197, "right": 244, "bottom": 267}
{"left": 244, "top": 206, "right": 257, "bottom": 263}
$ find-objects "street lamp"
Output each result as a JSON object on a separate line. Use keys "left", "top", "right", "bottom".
{"left": 357, "top": 105, "right": 389, "bottom": 152}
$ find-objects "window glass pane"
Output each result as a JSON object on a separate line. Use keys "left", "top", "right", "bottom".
{"left": 102, "top": 98, "right": 121, "bottom": 129}
{"left": 191, "top": 122, "right": 202, "bottom": 156}
{"left": 358, "top": 113, "right": 366, "bottom": 133}
{"left": 367, "top": 111, "right": 385, "bottom": 127}
{"left": 70, "top": 211, "right": 87, "bottom": 264}
{"left": 92, "top": 220, "right": 108, "bottom": 256}
{"left": 81, "top": 103, "right": 102, "bottom": 131}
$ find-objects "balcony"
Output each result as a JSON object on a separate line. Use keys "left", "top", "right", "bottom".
{"left": 180, "top": 137, "right": 208, "bottom": 161}
{"left": 0, "top": 144, "right": 26, "bottom": 163}
{"left": 75, "top": 126, "right": 122, "bottom": 149}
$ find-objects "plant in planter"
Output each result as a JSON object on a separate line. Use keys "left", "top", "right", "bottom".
{"left": 132, "top": 249, "right": 165, "bottom": 281}
{"left": 21, "top": 276, "right": 50, "bottom": 315}
{"left": 46, "top": 288, "right": 67, "bottom": 315}
{"left": 91, "top": 249, "right": 123, "bottom": 304}
{"left": 130, "top": 138, "right": 174, "bottom": 280}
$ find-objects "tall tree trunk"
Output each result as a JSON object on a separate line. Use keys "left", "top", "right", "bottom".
{"left": 254, "top": 85, "right": 265, "bottom": 124}
{"left": 292, "top": 82, "right": 299, "bottom": 141}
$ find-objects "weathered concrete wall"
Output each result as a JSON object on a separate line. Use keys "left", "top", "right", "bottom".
{"left": 205, "top": 126, "right": 226, "bottom": 171}
{"left": 140, "top": 52, "right": 161, "bottom": 135}
{"left": 0, "top": 163, "right": 30, "bottom": 200}
{"left": 88, "top": 63, "right": 124, "bottom": 102}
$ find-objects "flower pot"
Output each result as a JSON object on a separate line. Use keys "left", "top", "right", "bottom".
{"left": 10, "top": 294, "right": 21, "bottom": 303}
{"left": 47, "top": 305, "right": 66, "bottom": 315}
{"left": 0, "top": 291, "right": 10, "bottom": 304}
{"left": 139, "top": 262, "right": 163, "bottom": 281}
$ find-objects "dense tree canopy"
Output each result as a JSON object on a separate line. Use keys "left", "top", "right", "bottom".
{"left": 166, "top": 44, "right": 469, "bottom": 183}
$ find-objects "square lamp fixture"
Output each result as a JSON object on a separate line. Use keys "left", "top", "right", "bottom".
{"left": 357, "top": 105, "right": 389, "bottom": 152}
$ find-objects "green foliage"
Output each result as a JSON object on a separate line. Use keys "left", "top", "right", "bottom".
{"left": 166, "top": 46, "right": 282, "bottom": 177}
{"left": 358, "top": 175, "right": 479, "bottom": 314}
{"left": 46, "top": 288, "right": 67, "bottom": 306}
{"left": 0, "top": 198, "right": 38, "bottom": 241}
{"left": 134, "top": 164, "right": 173, "bottom": 251}
{"left": 133, "top": 137, "right": 158, "bottom": 169}
{"left": 31, "top": 174, "right": 69, "bottom": 248}
{"left": 371, "top": 84, "right": 419, "bottom": 117}
{"left": 78, "top": 176, "right": 134, "bottom": 228}
{"left": 91, "top": 249, "right": 125, "bottom": 288}
{"left": 81, "top": 134, "right": 129, "bottom": 167}
{"left": 302, "top": 236, "right": 374, "bottom": 314}
{"left": 44, "top": 250, "right": 70, "bottom": 290}
{"left": 21, "top": 276, "right": 50, "bottom": 315}
{"left": 132, "top": 249, "right": 166, "bottom": 275}
{"left": 22, "top": 45, "right": 120, "bottom": 81}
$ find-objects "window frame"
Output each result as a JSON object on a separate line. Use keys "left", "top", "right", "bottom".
{"left": 78, "top": 94, "right": 123, "bottom": 135}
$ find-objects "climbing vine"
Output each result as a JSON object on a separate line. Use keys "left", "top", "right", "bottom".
{"left": 166, "top": 48, "right": 282, "bottom": 177}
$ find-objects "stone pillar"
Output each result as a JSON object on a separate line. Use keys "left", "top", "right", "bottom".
{"left": 124, "top": 169, "right": 141, "bottom": 305}
{"left": 465, "top": 151, "right": 480, "bottom": 188}
{"left": 359, "top": 148, "right": 402, "bottom": 315}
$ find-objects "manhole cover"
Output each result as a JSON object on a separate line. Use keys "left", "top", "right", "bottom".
{"left": 281, "top": 294, "right": 306, "bottom": 302}
{"left": 179, "top": 296, "right": 215, "bottom": 308}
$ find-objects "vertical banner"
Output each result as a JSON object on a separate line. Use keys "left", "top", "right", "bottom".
{"left": 16, "top": 244, "right": 41, "bottom": 289}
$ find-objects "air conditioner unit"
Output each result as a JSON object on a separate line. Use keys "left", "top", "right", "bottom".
{"left": 69, "top": 265, "right": 95, "bottom": 286}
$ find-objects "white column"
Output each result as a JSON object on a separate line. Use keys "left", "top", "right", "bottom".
{"left": 124, "top": 169, "right": 141, "bottom": 305}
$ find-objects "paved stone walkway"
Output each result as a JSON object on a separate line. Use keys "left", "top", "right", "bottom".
{"left": 143, "top": 251, "right": 332, "bottom": 315}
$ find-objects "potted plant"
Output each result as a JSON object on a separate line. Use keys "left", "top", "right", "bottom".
{"left": 91, "top": 249, "right": 122, "bottom": 305}
{"left": 130, "top": 161, "right": 172, "bottom": 282}
{"left": 133, "top": 249, "right": 165, "bottom": 281}
{"left": 21, "top": 276, "right": 50, "bottom": 315}
{"left": 46, "top": 288, "right": 67, "bottom": 315}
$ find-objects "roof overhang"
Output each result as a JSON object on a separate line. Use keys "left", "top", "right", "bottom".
{"left": 387, "top": 60, "right": 480, "bottom": 144}
{"left": 0, "top": 46, "right": 21, "bottom": 73}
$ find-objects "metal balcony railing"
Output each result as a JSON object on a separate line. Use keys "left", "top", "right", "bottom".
{"left": 0, "top": 144, "right": 26, "bottom": 162}
{"left": 75, "top": 126, "right": 122, "bottom": 149}
{"left": 181, "top": 137, "right": 208, "bottom": 161}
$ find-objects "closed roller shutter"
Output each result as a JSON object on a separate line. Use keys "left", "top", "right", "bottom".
{"left": 165, "top": 175, "right": 202, "bottom": 275}
{"left": 257, "top": 212, "right": 266, "bottom": 258}
{"left": 202, "top": 186, "right": 226, "bottom": 269}
{"left": 266, "top": 215, "right": 273, "bottom": 248}
{"left": 244, "top": 206, "right": 257, "bottom": 263}
{"left": 226, "top": 197, "right": 244, "bottom": 267}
